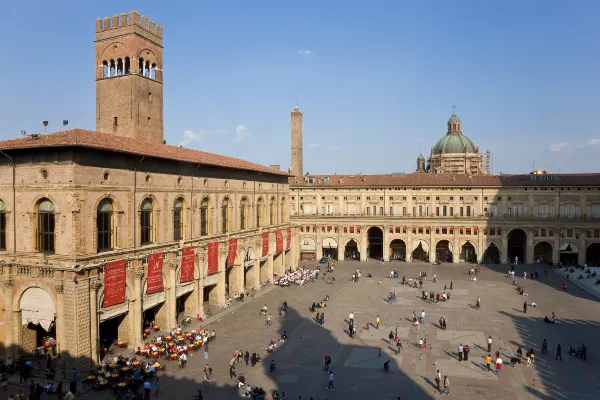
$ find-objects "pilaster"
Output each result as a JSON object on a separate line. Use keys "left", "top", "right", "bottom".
{"left": 501, "top": 231, "right": 508, "bottom": 264}
{"left": 553, "top": 236, "right": 560, "bottom": 264}
{"left": 133, "top": 266, "right": 144, "bottom": 345}
{"left": 89, "top": 279, "right": 101, "bottom": 364}
{"left": 526, "top": 229, "right": 534, "bottom": 264}
{"left": 167, "top": 260, "right": 178, "bottom": 328}
{"left": 213, "top": 244, "right": 227, "bottom": 305}
{"left": 360, "top": 226, "right": 367, "bottom": 261}
{"left": 2, "top": 278, "right": 15, "bottom": 359}
{"left": 579, "top": 231, "right": 586, "bottom": 265}
{"left": 383, "top": 226, "right": 389, "bottom": 261}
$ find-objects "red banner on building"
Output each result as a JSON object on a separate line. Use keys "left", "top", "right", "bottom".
{"left": 146, "top": 252, "right": 164, "bottom": 294}
{"left": 262, "top": 232, "right": 270, "bottom": 257}
{"left": 103, "top": 259, "right": 126, "bottom": 308}
{"left": 207, "top": 242, "right": 219, "bottom": 275}
{"left": 180, "top": 246, "right": 195, "bottom": 283}
{"left": 286, "top": 227, "right": 292, "bottom": 250}
{"left": 227, "top": 238, "right": 238, "bottom": 268}
{"left": 275, "top": 230, "right": 283, "bottom": 253}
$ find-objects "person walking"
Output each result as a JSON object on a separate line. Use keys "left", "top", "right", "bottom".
{"left": 523, "top": 301, "right": 527, "bottom": 314}
{"left": 541, "top": 339, "right": 548, "bottom": 356}
{"left": 376, "top": 315, "right": 380, "bottom": 329}
{"left": 423, "top": 338, "right": 427, "bottom": 350}
{"left": 442, "top": 318, "right": 447, "bottom": 330}
{"left": 421, "top": 310, "right": 426, "bottom": 324}
{"left": 229, "top": 363, "right": 236, "bottom": 379}
{"left": 324, "top": 355, "right": 331, "bottom": 372}
{"left": 327, "top": 371, "right": 334, "bottom": 391}
{"left": 556, "top": 344, "right": 562, "bottom": 361}
{"left": 487, "top": 336, "right": 492, "bottom": 352}
{"left": 450, "top": 281, "right": 453, "bottom": 290}
{"left": 443, "top": 376, "right": 450, "bottom": 395}
{"left": 349, "top": 312, "right": 354, "bottom": 326}
{"left": 458, "top": 344, "right": 464, "bottom": 361}
{"left": 396, "top": 340, "right": 402, "bottom": 355}
{"left": 143, "top": 379, "right": 151, "bottom": 400}
{"left": 155, "top": 378, "right": 160, "bottom": 397}
{"left": 495, "top": 356, "right": 503, "bottom": 375}
{"left": 485, "top": 354, "right": 492, "bottom": 372}
{"left": 204, "top": 364, "right": 212, "bottom": 382}
{"left": 244, "top": 350, "right": 250, "bottom": 366}
{"left": 476, "top": 297, "right": 481, "bottom": 309}
{"left": 463, "top": 344, "right": 470, "bottom": 361}
{"left": 435, "top": 370, "right": 441, "bottom": 394}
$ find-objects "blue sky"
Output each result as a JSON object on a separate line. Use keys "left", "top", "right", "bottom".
{"left": 1, "top": 1, "right": 599, "bottom": 174}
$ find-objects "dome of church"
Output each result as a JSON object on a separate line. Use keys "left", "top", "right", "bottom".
{"left": 431, "top": 109, "right": 479, "bottom": 155}
{"left": 417, "top": 153, "right": 425, "bottom": 161}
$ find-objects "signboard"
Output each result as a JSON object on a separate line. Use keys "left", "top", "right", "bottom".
{"left": 207, "top": 242, "right": 219, "bottom": 275}
{"left": 179, "top": 246, "right": 195, "bottom": 283}
{"left": 286, "top": 227, "right": 292, "bottom": 250}
{"left": 103, "top": 259, "right": 126, "bottom": 308}
{"left": 226, "top": 238, "right": 238, "bottom": 268}
{"left": 262, "top": 232, "right": 270, "bottom": 257}
{"left": 275, "top": 230, "right": 283, "bottom": 253}
{"left": 146, "top": 252, "right": 164, "bottom": 294}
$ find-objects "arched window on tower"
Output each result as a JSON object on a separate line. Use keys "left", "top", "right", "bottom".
{"left": 240, "top": 197, "right": 249, "bottom": 230}
{"left": 109, "top": 59, "right": 116, "bottom": 77}
{"left": 269, "top": 197, "right": 276, "bottom": 225}
{"left": 97, "top": 198, "right": 114, "bottom": 252}
{"left": 116, "top": 58, "right": 123, "bottom": 76}
{"left": 151, "top": 63, "right": 157, "bottom": 80}
{"left": 173, "top": 198, "right": 184, "bottom": 241}
{"left": 140, "top": 198, "right": 153, "bottom": 245}
{"left": 221, "top": 197, "right": 230, "bottom": 234}
{"left": 256, "top": 198, "right": 263, "bottom": 227}
{"left": 37, "top": 198, "right": 55, "bottom": 253}
{"left": 145, "top": 61, "right": 150, "bottom": 77}
{"left": 200, "top": 197, "right": 210, "bottom": 236}
{"left": 139, "top": 58, "right": 144, "bottom": 75}
{"left": 103, "top": 61, "right": 109, "bottom": 78}
{"left": 124, "top": 57, "right": 131, "bottom": 74}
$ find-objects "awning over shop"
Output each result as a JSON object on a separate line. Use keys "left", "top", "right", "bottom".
{"left": 20, "top": 287, "right": 55, "bottom": 331}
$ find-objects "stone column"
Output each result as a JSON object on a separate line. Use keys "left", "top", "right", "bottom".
{"left": 2, "top": 278, "right": 15, "bottom": 359}
{"left": 192, "top": 253, "right": 204, "bottom": 318}
{"left": 579, "top": 231, "right": 586, "bottom": 265}
{"left": 553, "top": 236, "right": 560, "bottom": 264}
{"left": 383, "top": 226, "right": 389, "bottom": 261}
{"left": 337, "top": 240, "right": 345, "bottom": 261}
{"left": 478, "top": 227, "right": 485, "bottom": 264}
{"left": 211, "top": 244, "right": 227, "bottom": 305}
{"left": 89, "top": 279, "right": 101, "bottom": 364}
{"left": 167, "top": 260, "right": 178, "bottom": 328}
{"left": 526, "top": 229, "right": 534, "bottom": 264}
{"left": 452, "top": 237, "right": 460, "bottom": 264}
{"left": 133, "top": 267, "right": 144, "bottom": 345}
{"left": 316, "top": 226, "right": 322, "bottom": 260}
{"left": 360, "top": 226, "right": 367, "bottom": 261}
{"left": 53, "top": 281, "right": 65, "bottom": 367}
{"left": 501, "top": 231, "right": 508, "bottom": 264}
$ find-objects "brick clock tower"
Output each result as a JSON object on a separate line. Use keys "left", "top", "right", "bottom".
{"left": 95, "top": 11, "right": 164, "bottom": 144}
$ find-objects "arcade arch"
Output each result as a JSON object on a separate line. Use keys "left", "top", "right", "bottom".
{"left": 300, "top": 237, "right": 317, "bottom": 261}
{"left": 367, "top": 227, "right": 383, "bottom": 259}
{"left": 461, "top": 241, "right": 477, "bottom": 263}
{"left": 435, "top": 240, "right": 453, "bottom": 263}
{"left": 483, "top": 242, "right": 500, "bottom": 264}
{"left": 389, "top": 239, "right": 406, "bottom": 261}
{"left": 559, "top": 242, "right": 579, "bottom": 265}
{"left": 534, "top": 242, "right": 553, "bottom": 264}
{"left": 18, "top": 286, "right": 56, "bottom": 352}
{"left": 412, "top": 240, "right": 429, "bottom": 261}
{"left": 344, "top": 239, "right": 360, "bottom": 260}
{"left": 586, "top": 243, "right": 600, "bottom": 266}
{"left": 322, "top": 237, "right": 338, "bottom": 260}
{"left": 508, "top": 229, "right": 527, "bottom": 263}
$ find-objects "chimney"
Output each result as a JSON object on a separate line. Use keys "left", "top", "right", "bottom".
{"left": 270, "top": 165, "right": 280, "bottom": 171}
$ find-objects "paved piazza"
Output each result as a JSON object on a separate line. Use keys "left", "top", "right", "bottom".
{"left": 21, "top": 260, "right": 600, "bottom": 400}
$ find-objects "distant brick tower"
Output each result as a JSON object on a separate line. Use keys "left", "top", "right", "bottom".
{"left": 291, "top": 105, "right": 303, "bottom": 176}
{"left": 95, "top": 11, "right": 164, "bottom": 144}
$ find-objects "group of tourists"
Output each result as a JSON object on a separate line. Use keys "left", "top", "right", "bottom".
{"left": 275, "top": 268, "right": 318, "bottom": 286}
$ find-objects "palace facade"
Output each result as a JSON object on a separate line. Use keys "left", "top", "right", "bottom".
{"left": 0, "top": 11, "right": 297, "bottom": 368}
{"left": 288, "top": 111, "right": 600, "bottom": 268}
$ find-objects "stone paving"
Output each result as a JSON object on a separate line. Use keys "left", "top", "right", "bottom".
{"left": 5, "top": 260, "right": 600, "bottom": 400}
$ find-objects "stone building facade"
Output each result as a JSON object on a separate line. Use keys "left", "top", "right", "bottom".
{"left": 289, "top": 173, "right": 600, "bottom": 267}
{"left": 0, "top": 11, "right": 297, "bottom": 369}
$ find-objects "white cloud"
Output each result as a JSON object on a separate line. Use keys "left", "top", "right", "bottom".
{"left": 588, "top": 138, "right": 600, "bottom": 145}
{"left": 327, "top": 145, "right": 341, "bottom": 152}
{"left": 180, "top": 130, "right": 204, "bottom": 147}
{"left": 548, "top": 142, "right": 567, "bottom": 152}
{"left": 296, "top": 49, "right": 313, "bottom": 56}
{"left": 234, "top": 124, "right": 249, "bottom": 142}
{"left": 308, "top": 143, "right": 320, "bottom": 148}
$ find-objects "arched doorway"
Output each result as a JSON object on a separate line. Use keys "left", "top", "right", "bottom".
{"left": 412, "top": 240, "right": 429, "bottom": 261}
{"left": 534, "top": 242, "right": 552, "bottom": 264}
{"left": 300, "top": 237, "right": 317, "bottom": 261}
{"left": 508, "top": 229, "right": 527, "bottom": 263}
{"left": 345, "top": 239, "right": 360, "bottom": 260}
{"left": 389, "top": 239, "right": 406, "bottom": 261}
{"left": 559, "top": 242, "right": 579, "bottom": 265}
{"left": 435, "top": 240, "right": 453, "bottom": 263}
{"left": 483, "top": 242, "right": 500, "bottom": 264}
{"left": 244, "top": 247, "right": 257, "bottom": 287}
{"left": 19, "top": 287, "right": 56, "bottom": 352}
{"left": 586, "top": 243, "right": 600, "bottom": 266}
{"left": 461, "top": 242, "right": 477, "bottom": 263}
{"left": 367, "top": 227, "right": 384, "bottom": 259}
{"left": 322, "top": 237, "right": 338, "bottom": 260}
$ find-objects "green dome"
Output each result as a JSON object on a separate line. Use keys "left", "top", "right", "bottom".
{"left": 432, "top": 133, "right": 478, "bottom": 155}
{"left": 448, "top": 111, "right": 461, "bottom": 124}
{"left": 417, "top": 153, "right": 425, "bottom": 161}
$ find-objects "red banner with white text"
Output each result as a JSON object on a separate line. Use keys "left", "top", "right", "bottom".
{"left": 180, "top": 246, "right": 195, "bottom": 283}
{"left": 286, "top": 227, "right": 292, "bottom": 250}
{"left": 103, "top": 259, "right": 126, "bottom": 308}
{"left": 262, "top": 232, "right": 270, "bottom": 257}
{"left": 207, "top": 242, "right": 219, "bottom": 275}
{"left": 146, "top": 252, "right": 164, "bottom": 294}
{"left": 227, "top": 238, "right": 238, "bottom": 268}
{"left": 275, "top": 230, "right": 283, "bottom": 253}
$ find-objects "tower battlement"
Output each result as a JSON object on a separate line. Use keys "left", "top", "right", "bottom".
{"left": 96, "top": 10, "right": 162, "bottom": 38}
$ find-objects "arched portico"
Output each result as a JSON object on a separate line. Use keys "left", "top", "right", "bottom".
{"left": 435, "top": 240, "right": 453, "bottom": 263}
{"left": 344, "top": 239, "right": 360, "bottom": 260}
{"left": 300, "top": 237, "right": 317, "bottom": 261}
{"left": 559, "top": 242, "right": 579, "bottom": 265}
{"left": 16, "top": 285, "right": 56, "bottom": 353}
{"left": 411, "top": 240, "right": 429, "bottom": 261}
{"left": 389, "top": 239, "right": 406, "bottom": 261}
{"left": 367, "top": 227, "right": 384, "bottom": 259}
{"left": 460, "top": 241, "right": 477, "bottom": 263}
{"left": 322, "top": 237, "right": 338, "bottom": 260}
{"left": 534, "top": 241, "right": 553, "bottom": 264}
{"left": 508, "top": 228, "right": 527, "bottom": 263}
{"left": 586, "top": 243, "right": 600, "bottom": 266}
{"left": 483, "top": 241, "right": 500, "bottom": 264}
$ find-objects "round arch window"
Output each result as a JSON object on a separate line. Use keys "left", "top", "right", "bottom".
{"left": 40, "top": 169, "right": 48, "bottom": 180}
{"left": 103, "top": 171, "right": 111, "bottom": 182}
{"left": 145, "top": 174, "right": 152, "bottom": 184}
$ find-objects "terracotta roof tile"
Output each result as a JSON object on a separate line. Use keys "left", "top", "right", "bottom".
{"left": 289, "top": 173, "right": 600, "bottom": 187}
{"left": 0, "top": 129, "right": 291, "bottom": 177}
